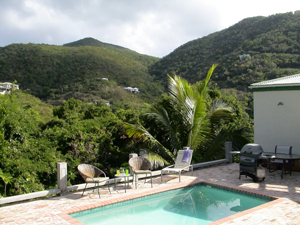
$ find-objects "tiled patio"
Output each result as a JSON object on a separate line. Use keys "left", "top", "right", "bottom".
{"left": 1, "top": 163, "right": 300, "bottom": 224}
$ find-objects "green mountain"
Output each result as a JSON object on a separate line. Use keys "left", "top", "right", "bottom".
{"left": 64, "top": 37, "right": 158, "bottom": 66}
{"left": 149, "top": 12, "right": 300, "bottom": 91}
{"left": 0, "top": 38, "right": 162, "bottom": 108}
{"left": 1, "top": 12, "right": 300, "bottom": 108}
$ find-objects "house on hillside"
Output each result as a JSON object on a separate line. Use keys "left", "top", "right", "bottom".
{"left": 124, "top": 87, "right": 140, "bottom": 93}
{"left": 239, "top": 54, "right": 251, "bottom": 60}
{"left": 249, "top": 74, "right": 300, "bottom": 155}
{"left": 0, "top": 82, "right": 19, "bottom": 95}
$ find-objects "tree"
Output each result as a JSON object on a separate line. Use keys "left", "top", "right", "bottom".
{"left": 0, "top": 169, "right": 12, "bottom": 197}
{"left": 124, "top": 65, "right": 235, "bottom": 163}
{"left": 0, "top": 91, "right": 58, "bottom": 196}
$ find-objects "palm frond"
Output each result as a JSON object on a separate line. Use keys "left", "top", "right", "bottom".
{"left": 168, "top": 75, "right": 195, "bottom": 122}
{"left": 145, "top": 103, "right": 179, "bottom": 148}
{"left": 124, "top": 122, "right": 175, "bottom": 162}
{"left": 209, "top": 100, "right": 234, "bottom": 124}
{"left": 143, "top": 151, "right": 170, "bottom": 169}
{"left": 197, "top": 64, "right": 218, "bottom": 98}
{"left": 165, "top": 65, "right": 219, "bottom": 150}
{"left": 187, "top": 65, "right": 218, "bottom": 149}
{"left": 188, "top": 95, "right": 208, "bottom": 148}
{"left": 201, "top": 125, "right": 248, "bottom": 161}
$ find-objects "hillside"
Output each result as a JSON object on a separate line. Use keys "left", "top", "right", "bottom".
{"left": 0, "top": 39, "right": 162, "bottom": 108}
{"left": 1, "top": 13, "right": 300, "bottom": 108}
{"left": 64, "top": 37, "right": 157, "bottom": 66}
{"left": 149, "top": 12, "right": 300, "bottom": 91}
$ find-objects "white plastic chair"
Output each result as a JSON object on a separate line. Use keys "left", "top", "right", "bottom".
{"left": 161, "top": 150, "right": 193, "bottom": 182}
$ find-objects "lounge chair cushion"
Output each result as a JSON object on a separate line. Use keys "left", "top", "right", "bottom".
{"left": 161, "top": 150, "right": 193, "bottom": 182}
{"left": 182, "top": 149, "right": 192, "bottom": 162}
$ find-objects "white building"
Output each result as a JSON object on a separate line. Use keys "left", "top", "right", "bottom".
{"left": 249, "top": 74, "right": 300, "bottom": 155}
{"left": 0, "top": 82, "right": 19, "bottom": 95}
{"left": 132, "top": 87, "right": 139, "bottom": 93}
{"left": 124, "top": 87, "right": 139, "bottom": 93}
{"left": 239, "top": 54, "right": 251, "bottom": 60}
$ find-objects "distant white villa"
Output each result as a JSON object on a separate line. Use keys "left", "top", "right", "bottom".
{"left": 124, "top": 87, "right": 139, "bottom": 93}
{"left": 0, "top": 82, "right": 19, "bottom": 95}
{"left": 239, "top": 54, "right": 251, "bottom": 60}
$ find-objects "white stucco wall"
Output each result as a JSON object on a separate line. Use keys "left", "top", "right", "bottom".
{"left": 253, "top": 90, "right": 300, "bottom": 154}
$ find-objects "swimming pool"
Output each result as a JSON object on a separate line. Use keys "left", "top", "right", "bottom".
{"left": 70, "top": 183, "right": 274, "bottom": 225}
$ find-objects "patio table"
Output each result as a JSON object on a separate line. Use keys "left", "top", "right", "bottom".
{"left": 262, "top": 152, "right": 300, "bottom": 179}
{"left": 114, "top": 174, "right": 133, "bottom": 193}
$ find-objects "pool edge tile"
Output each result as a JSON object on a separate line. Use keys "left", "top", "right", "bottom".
{"left": 208, "top": 198, "right": 285, "bottom": 225}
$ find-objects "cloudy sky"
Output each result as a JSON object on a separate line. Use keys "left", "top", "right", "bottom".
{"left": 0, "top": 0, "right": 299, "bottom": 57}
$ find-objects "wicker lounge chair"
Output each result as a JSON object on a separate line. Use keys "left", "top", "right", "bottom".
{"left": 129, "top": 157, "right": 153, "bottom": 188}
{"left": 161, "top": 150, "right": 193, "bottom": 182}
{"left": 77, "top": 164, "right": 110, "bottom": 198}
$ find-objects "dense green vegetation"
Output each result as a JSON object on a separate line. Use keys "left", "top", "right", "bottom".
{"left": 64, "top": 37, "right": 158, "bottom": 66}
{"left": 0, "top": 79, "right": 252, "bottom": 197}
{"left": 149, "top": 12, "right": 300, "bottom": 92}
{"left": 0, "top": 38, "right": 162, "bottom": 108}
{"left": 0, "top": 90, "right": 143, "bottom": 197}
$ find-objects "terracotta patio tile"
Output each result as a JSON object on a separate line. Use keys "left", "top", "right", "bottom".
{"left": 1, "top": 163, "right": 300, "bottom": 224}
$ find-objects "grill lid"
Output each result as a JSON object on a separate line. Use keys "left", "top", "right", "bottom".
{"left": 240, "top": 143, "right": 263, "bottom": 155}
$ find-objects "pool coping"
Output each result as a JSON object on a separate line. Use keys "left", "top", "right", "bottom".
{"left": 58, "top": 180, "right": 283, "bottom": 225}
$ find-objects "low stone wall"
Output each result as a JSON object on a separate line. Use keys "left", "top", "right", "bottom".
{"left": 0, "top": 159, "right": 229, "bottom": 205}
{"left": 0, "top": 142, "right": 233, "bottom": 205}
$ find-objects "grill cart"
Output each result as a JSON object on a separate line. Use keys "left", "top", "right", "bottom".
{"left": 239, "top": 143, "right": 266, "bottom": 182}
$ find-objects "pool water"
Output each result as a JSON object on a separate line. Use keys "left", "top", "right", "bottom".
{"left": 70, "top": 184, "right": 273, "bottom": 225}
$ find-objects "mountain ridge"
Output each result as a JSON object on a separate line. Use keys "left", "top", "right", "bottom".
{"left": 1, "top": 12, "right": 300, "bottom": 108}
{"left": 149, "top": 12, "right": 300, "bottom": 91}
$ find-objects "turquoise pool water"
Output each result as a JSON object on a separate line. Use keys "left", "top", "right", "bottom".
{"left": 70, "top": 184, "right": 273, "bottom": 225}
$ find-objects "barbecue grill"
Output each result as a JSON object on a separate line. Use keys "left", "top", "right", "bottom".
{"left": 239, "top": 143, "right": 265, "bottom": 182}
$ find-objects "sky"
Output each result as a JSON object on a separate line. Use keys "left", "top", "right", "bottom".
{"left": 0, "top": 0, "right": 299, "bottom": 57}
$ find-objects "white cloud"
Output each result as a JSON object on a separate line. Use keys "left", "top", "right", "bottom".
{"left": 0, "top": 0, "right": 299, "bottom": 57}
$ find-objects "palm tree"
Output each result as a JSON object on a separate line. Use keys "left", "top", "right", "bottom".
{"left": 124, "top": 64, "right": 234, "bottom": 163}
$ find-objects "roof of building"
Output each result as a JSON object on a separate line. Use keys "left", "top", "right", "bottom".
{"left": 249, "top": 73, "right": 300, "bottom": 89}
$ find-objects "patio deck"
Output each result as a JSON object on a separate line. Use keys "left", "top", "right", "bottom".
{"left": 1, "top": 163, "right": 300, "bottom": 224}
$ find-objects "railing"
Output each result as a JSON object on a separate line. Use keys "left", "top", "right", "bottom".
{"left": 0, "top": 142, "right": 233, "bottom": 205}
